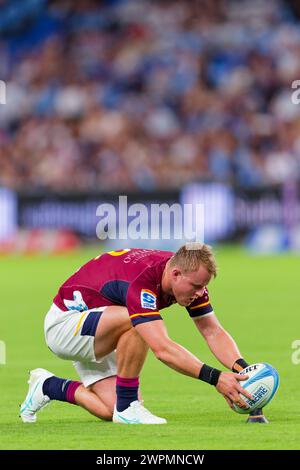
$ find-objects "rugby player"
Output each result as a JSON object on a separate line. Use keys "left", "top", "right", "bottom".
{"left": 20, "top": 244, "right": 267, "bottom": 424}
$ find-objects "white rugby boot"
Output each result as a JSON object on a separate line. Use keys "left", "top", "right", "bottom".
{"left": 20, "top": 368, "right": 54, "bottom": 423}
{"left": 113, "top": 400, "right": 167, "bottom": 424}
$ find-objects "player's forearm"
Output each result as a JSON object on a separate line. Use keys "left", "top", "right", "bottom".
{"left": 154, "top": 339, "right": 203, "bottom": 378}
{"left": 204, "top": 327, "right": 242, "bottom": 370}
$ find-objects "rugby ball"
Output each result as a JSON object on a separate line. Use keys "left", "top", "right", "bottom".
{"left": 232, "top": 363, "right": 279, "bottom": 414}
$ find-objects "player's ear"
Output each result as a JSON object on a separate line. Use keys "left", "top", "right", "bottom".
{"left": 171, "top": 267, "right": 182, "bottom": 279}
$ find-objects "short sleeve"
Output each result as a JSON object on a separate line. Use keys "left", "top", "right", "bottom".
{"left": 126, "top": 269, "right": 163, "bottom": 326}
{"left": 186, "top": 288, "right": 214, "bottom": 320}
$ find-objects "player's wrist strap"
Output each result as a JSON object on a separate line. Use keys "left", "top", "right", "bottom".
{"left": 232, "top": 358, "right": 249, "bottom": 373}
{"left": 198, "top": 364, "right": 221, "bottom": 386}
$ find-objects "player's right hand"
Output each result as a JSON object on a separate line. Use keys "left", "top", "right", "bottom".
{"left": 215, "top": 372, "right": 253, "bottom": 410}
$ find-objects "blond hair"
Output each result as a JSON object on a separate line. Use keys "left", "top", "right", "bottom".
{"left": 169, "top": 243, "right": 217, "bottom": 277}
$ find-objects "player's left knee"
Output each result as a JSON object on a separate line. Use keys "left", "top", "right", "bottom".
{"left": 100, "top": 409, "right": 113, "bottom": 421}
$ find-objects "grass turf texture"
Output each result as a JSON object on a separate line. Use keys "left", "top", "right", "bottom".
{"left": 0, "top": 246, "right": 299, "bottom": 450}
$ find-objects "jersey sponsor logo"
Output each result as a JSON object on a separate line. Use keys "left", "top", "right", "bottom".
{"left": 140, "top": 289, "right": 157, "bottom": 310}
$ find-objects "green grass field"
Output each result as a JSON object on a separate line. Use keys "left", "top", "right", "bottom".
{"left": 1, "top": 246, "right": 299, "bottom": 450}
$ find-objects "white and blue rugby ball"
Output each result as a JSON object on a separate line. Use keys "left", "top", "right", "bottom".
{"left": 232, "top": 363, "right": 279, "bottom": 414}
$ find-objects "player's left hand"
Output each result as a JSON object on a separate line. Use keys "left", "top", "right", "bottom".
{"left": 246, "top": 408, "right": 269, "bottom": 423}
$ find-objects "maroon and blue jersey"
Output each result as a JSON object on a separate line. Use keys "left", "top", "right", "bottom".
{"left": 53, "top": 249, "right": 214, "bottom": 326}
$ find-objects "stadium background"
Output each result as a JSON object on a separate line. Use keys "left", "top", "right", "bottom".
{"left": 0, "top": 0, "right": 299, "bottom": 450}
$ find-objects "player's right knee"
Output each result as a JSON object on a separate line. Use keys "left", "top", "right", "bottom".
{"left": 99, "top": 409, "right": 113, "bottom": 421}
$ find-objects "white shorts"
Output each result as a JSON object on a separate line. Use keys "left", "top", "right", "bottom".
{"left": 44, "top": 303, "right": 117, "bottom": 387}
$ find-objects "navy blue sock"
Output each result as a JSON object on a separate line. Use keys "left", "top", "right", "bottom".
{"left": 116, "top": 376, "right": 139, "bottom": 412}
{"left": 42, "top": 376, "right": 81, "bottom": 404}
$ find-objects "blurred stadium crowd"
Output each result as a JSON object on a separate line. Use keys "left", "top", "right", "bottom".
{"left": 1, "top": 0, "right": 300, "bottom": 193}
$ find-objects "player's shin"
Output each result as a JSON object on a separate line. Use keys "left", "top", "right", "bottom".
{"left": 115, "top": 328, "right": 148, "bottom": 412}
{"left": 113, "top": 328, "right": 166, "bottom": 424}
{"left": 43, "top": 376, "right": 113, "bottom": 420}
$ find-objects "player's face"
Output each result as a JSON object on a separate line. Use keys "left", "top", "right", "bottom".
{"left": 170, "top": 265, "right": 212, "bottom": 307}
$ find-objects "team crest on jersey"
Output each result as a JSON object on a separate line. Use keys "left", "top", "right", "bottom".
{"left": 140, "top": 289, "right": 157, "bottom": 310}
